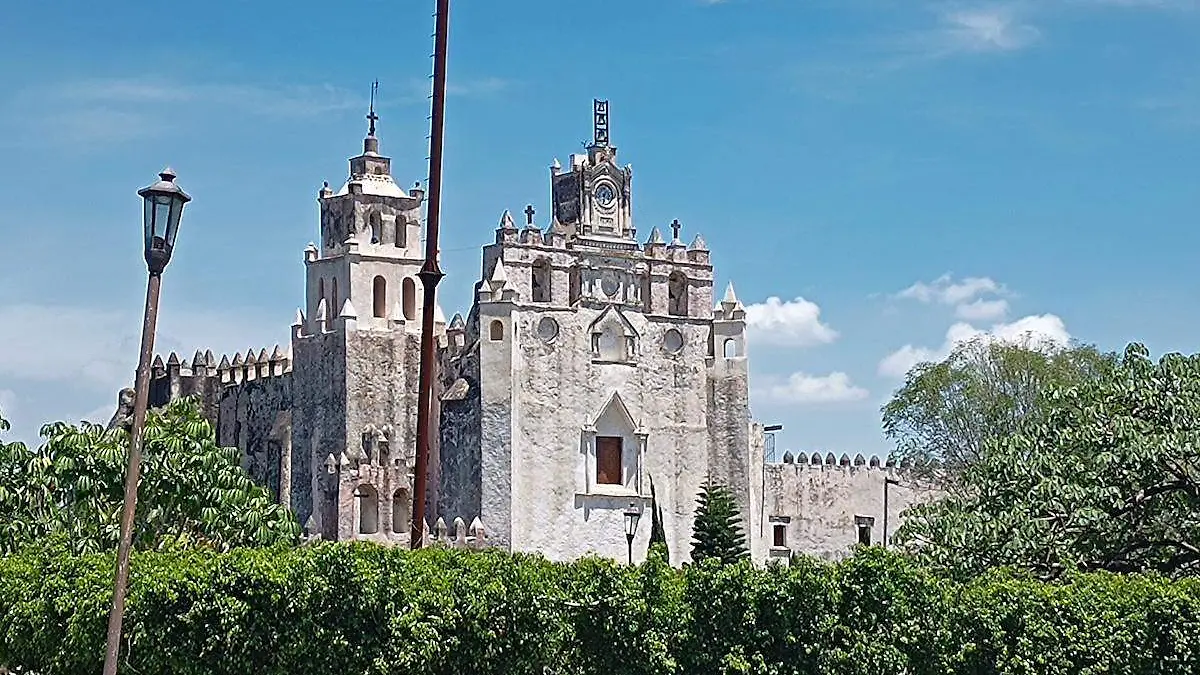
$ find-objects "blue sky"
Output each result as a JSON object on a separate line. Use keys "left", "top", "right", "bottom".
{"left": 1, "top": 0, "right": 1199, "bottom": 459}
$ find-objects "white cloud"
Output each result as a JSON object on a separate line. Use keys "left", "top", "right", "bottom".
{"left": 745, "top": 296, "right": 838, "bottom": 347}
{"left": 898, "top": 274, "right": 1005, "bottom": 306}
{"left": 757, "top": 371, "right": 869, "bottom": 404}
{"left": 878, "top": 313, "right": 1071, "bottom": 378}
{"left": 955, "top": 298, "right": 1010, "bottom": 321}
{"left": 877, "top": 345, "right": 941, "bottom": 379}
{"left": 895, "top": 273, "right": 1012, "bottom": 322}
{"left": 937, "top": 8, "right": 1041, "bottom": 53}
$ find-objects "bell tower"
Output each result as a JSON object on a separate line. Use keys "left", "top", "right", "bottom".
{"left": 549, "top": 99, "right": 635, "bottom": 241}
{"left": 291, "top": 83, "right": 442, "bottom": 540}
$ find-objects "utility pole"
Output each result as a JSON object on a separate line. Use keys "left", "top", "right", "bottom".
{"left": 411, "top": 0, "right": 451, "bottom": 549}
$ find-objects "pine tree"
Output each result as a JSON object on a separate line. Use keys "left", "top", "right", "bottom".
{"left": 648, "top": 477, "right": 669, "bottom": 564}
{"left": 690, "top": 480, "right": 748, "bottom": 564}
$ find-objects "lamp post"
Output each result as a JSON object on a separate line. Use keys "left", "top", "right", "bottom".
{"left": 623, "top": 502, "right": 641, "bottom": 565}
{"left": 883, "top": 476, "right": 901, "bottom": 549}
{"left": 102, "top": 168, "right": 190, "bottom": 675}
{"left": 411, "top": 0, "right": 452, "bottom": 550}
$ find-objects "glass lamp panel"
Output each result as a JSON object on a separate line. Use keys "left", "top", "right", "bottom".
{"left": 142, "top": 197, "right": 155, "bottom": 253}
{"left": 153, "top": 196, "right": 172, "bottom": 250}
{"left": 166, "top": 194, "right": 185, "bottom": 247}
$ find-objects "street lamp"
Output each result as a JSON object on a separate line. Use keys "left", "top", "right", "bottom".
{"left": 623, "top": 502, "right": 641, "bottom": 565}
{"left": 102, "top": 168, "right": 190, "bottom": 675}
{"left": 883, "top": 476, "right": 901, "bottom": 549}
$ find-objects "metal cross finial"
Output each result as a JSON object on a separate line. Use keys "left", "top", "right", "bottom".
{"left": 524, "top": 204, "right": 535, "bottom": 225}
{"left": 367, "top": 80, "right": 380, "bottom": 136}
{"left": 671, "top": 218, "right": 681, "bottom": 241}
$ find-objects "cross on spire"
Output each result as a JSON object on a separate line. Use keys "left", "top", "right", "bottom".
{"left": 366, "top": 80, "right": 379, "bottom": 137}
{"left": 524, "top": 204, "right": 536, "bottom": 225}
{"left": 670, "top": 218, "right": 682, "bottom": 241}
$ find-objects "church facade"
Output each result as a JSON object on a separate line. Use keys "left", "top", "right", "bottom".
{"left": 142, "top": 101, "right": 932, "bottom": 565}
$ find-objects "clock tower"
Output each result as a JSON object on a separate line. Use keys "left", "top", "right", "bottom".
{"left": 550, "top": 99, "right": 635, "bottom": 241}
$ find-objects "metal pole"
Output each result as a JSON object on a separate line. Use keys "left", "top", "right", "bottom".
{"left": 626, "top": 534, "right": 633, "bottom": 566}
{"left": 411, "top": 0, "right": 451, "bottom": 549}
{"left": 102, "top": 271, "right": 162, "bottom": 675}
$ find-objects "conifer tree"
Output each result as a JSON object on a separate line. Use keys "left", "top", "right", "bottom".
{"left": 690, "top": 480, "right": 748, "bottom": 564}
{"left": 648, "top": 477, "right": 669, "bottom": 563}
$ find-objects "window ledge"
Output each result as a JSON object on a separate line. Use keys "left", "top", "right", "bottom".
{"left": 577, "top": 486, "right": 643, "bottom": 499}
{"left": 590, "top": 358, "right": 638, "bottom": 367}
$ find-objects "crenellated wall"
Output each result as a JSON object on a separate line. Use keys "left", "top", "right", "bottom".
{"left": 758, "top": 453, "right": 940, "bottom": 564}
{"left": 147, "top": 346, "right": 294, "bottom": 503}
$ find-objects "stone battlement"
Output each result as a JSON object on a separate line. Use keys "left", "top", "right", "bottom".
{"left": 149, "top": 346, "right": 292, "bottom": 385}
{"left": 497, "top": 212, "right": 713, "bottom": 266}
{"left": 771, "top": 451, "right": 912, "bottom": 470}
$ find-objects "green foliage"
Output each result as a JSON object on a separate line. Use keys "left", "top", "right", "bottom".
{"left": 0, "top": 396, "right": 299, "bottom": 555}
{"left": 3, "top": 545, "right": 1200, "bottom": 675}
{"left": 691, "top": 481, "right": 748, "bottom": 565}
{"left": 897, "top": 343, "right": 1200, "bottom": 580}
{"left": 882, "top": 336, "right": 1114, "bottom": 483}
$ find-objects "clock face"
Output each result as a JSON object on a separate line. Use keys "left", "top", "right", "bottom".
{"left": 593, "top": 183, "right": 616, "bottom": 207}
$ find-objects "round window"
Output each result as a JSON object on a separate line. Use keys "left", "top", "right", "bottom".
{"left": 601, "top": 273, "right": 620, "bottom": 298}
{"left": 663, "top": 328, "right": 684, "bottom": 354}
{"left": 537, "top": 316, "right": 559, "bottom": 343}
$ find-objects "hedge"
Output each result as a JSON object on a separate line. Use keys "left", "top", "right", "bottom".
{"left": 2, "top": 544, "right": 1200, "bottom": 675}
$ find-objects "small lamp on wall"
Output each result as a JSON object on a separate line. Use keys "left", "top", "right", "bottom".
{"left": 623, "top": 502, "right": 641, "bottom": 565}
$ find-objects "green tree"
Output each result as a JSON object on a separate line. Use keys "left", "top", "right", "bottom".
{"left": 896, "top": 343, "right": 1200, "bottom": 580}
{"left": 882, "top": 335, "right": 1114, "bottom": 484}
{"left": 0, "top": 395, "right": 299, "bottom": 555}
{"left": 690, "top": 480, "right": 747, "bottom": 564}
{"left": 648, "top": 477, "right": 669, "bottom": 564}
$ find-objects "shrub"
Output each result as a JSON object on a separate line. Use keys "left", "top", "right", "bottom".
{"left": 2, "top": 545, "right": 1200, "bottom": 675}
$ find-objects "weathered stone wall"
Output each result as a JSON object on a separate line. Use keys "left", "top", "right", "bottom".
{"left": 291, "top": 326, "right": 349, "bottom": 535}
{"left": 758, "top": 456, "right": 939, "bottom": 563}
{"left": 216, "top": 372, "right": 292, "bottom": 501}
{"left": 477, "top": 297, "right": 516, "bottom": 549}
{"left": 436, "top": 345, "right": 483, "bottom": 525}
{"left": 146, "top": 349, "right": 294, "bottom": 504}
{"left": 335, "top": 326, "right": 422, "bottom": 541}
{"left": 705, "top": 355, "right": 754, "bottom": 557}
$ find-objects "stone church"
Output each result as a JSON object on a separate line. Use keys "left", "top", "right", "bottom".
{"left": 142, "top": 101, "right": 931, "bottom": 565}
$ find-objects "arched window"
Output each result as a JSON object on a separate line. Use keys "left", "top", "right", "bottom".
{"left": 668, "top": 272, "right": 687, "bottom": 317}
{"left": 641, "top": 272, "right": 652, "bottom": 313}
{"left": 402, "top": 278, "right": 417, "bottom": 321}
{"left": 369, "top": 211, "right": 382, "bottom": 244}
{"left": 569, "top": 266, "right": 582, "bottom": 305}
{"left": 394, "top": 219, "right": 405, "bottom": 248}
{"left": 391, "top": 490, "right": 410, "bottom": 534}
{"left": 724, "top": 338, "right": 738, "bottom": 358}
{"left": 317, "top": 278, "right": 325, "bottom": 313}
{"left": 356, "top": 484, "right": 379, "bottom": 534}
{"left": 531, "top": 258, "right": 551, "bottom": 303}
{"left": 331, "top": 278, "right": 340, "bottom": 316}
{"left": 372, "top": 276, "right": 387, "bottom": 318}
{"left": 489, "top": 320, "right": 504, "bottom": 341}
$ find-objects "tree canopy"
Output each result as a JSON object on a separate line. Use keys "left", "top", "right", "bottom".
{"left": 690, "top": 481, "right": 748, "bottom": 565}
{"left": 0, "top": 396, "right": 299, "bottom": 555}
{"left": 882, "top": 335, "right": 1114, "bottom": 483}
{"left": 896, "top": 343, "right": 1200, "bottom": 580}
